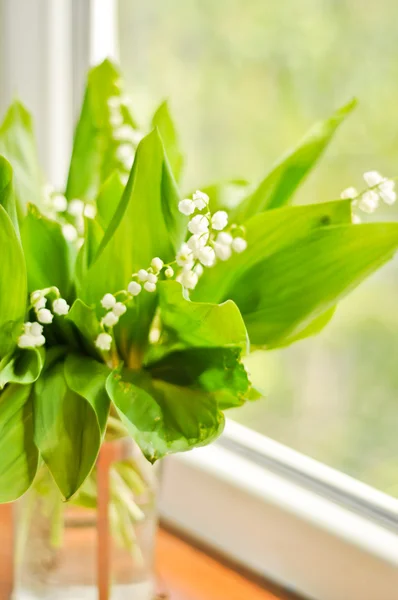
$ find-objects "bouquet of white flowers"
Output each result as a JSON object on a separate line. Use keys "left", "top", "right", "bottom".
{"left": 0, "top": 60, "right": 397, "bottom": 508}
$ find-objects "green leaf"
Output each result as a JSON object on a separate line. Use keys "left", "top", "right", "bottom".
{"left": 147, "top": 346, "right": 250, "bottom": 409}
{"left": 0, "top": 205, "right": 27, "bottom": 358}
{"left": 229, "top": 223, "right": 398, "bottom": 347}
{"left": 276, "top": 306, "right": 337, "bottom": 347}
{"left": 65, "top": 60, "right": 138, "bottom": 201}
{"left": 20, "top": 204, "right": 72, "bottom": 297}
{"left": 193, "top": 199, "right": 352, "bottom": 303}
{"left": 0, "top": 384, "right": 39, "bottom": 502}
{"left": 152, "top": 101, "right": 184, "bottom": 182}
{"left": 233, "top": 99, "right": 356, "bottom": 221}
{"left": 0, "top": 155, "right": 18, "bottom": 234}
{"left": 64, "top": 354, "right": 110, "bottom": 440}
{"left": 81, "top": 130, "right": 185, "bottom": 361}
{"left": 0, "top": 348, "right": 44, "bottom": 389}
{"left": 0, "top": 101, "right": 44, "bottom": 218}
{"left": 155, "top": 281, "right": 249, "bottom": 357}
{"left": 75, "top": 217, "right": 104, "bottom": 290}
{"left": 96, "top": 172, "right": 124, "bottom": 230}
{"left": 33, "top": 361, "right": 107, "bottom": 499}
{"left": 146, "top": 282, "right": 251, "bottom": 409}
{"left": 106, "top": 369, "right": 224, "bottom": 463}
{"left": 66, "top": 299, "right": 102, "bottom": 357}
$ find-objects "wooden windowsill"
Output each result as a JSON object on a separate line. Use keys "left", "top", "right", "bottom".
{"left": 0, "top": 504, "right": 295, "bottom": 600}
{"left": 155, "top": 527, "right": 295, "bottom": 600}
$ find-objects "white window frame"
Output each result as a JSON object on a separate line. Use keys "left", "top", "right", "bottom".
{"left": 1, "top": 2, "right": 397, "bottom": 598}
{"left": 160, "top": 420, "right": 398, "bottom": 600}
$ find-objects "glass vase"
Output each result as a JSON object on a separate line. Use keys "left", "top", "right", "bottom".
{"left": 12, "top": 438, "right": 159, "bottom": 600}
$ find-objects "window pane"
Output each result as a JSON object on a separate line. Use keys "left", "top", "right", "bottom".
{"left": 119, "top": 0, "right": 398, "bottom": 496}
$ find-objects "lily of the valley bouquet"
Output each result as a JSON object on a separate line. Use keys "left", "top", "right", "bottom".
{"left": 1, "top": 60, "right": 398, "bottom": 508}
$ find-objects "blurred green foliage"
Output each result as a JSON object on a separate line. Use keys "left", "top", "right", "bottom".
{"left": 119, "top": 0, "right": 398, "bottom": 495}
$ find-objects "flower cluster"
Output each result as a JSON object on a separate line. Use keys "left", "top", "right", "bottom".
{"left": 95, "top": 257, "right": 167, "bottom": 351}
{"left": 175, "top": 190, "right": 247, "bottom": 289}
{"left": 42, "top": 90, "right": 143, "bottom": 244}
{"left": 17, "top": 288, "right": 70, "bottom": 349}
{"left": 94, "top": 190, "right": 247, "bottom": 351}
{"left": 42, "top": 184, "right": 97, "bottom": 244}
{"left": 107, "top": 94, "right": 143, "bottom": 183}
{"left": 341, "top": 171, "right": 396, "bottom": 223}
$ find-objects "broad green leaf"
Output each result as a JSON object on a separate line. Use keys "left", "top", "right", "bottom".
{"left": 276, "top": 306, "right": 337, "bottom": 347}
{"left": 34, "top": 361, "right": 106, "bottom": 499}
{"left": 66, "top": 299, "right": 102, "bottom": 357}
{"left": 233, "top": 99, "right": 356, "bottom": 221}
{"left": 106, "top": 369, "right": 224, "bottom": 462}
{"left": 147, "top": 346, "right": 250, "bottom": 409}
{"left": 0, "top": 384, "right": 39, "bottom": 502}
{"left": 229, "top": 223, "right": 398, "bottom": 347}
{"left": 155, "top": 281, "right": 249, "bottom": 356}
{"left": 66, "top": 299, "right": 101, "bottom": 348}
{"left": 148, "top": 282, "right": 251, "bottom": 409}
{"left": 96, "top": 172, "right": 124, "bottom": 230}
{"left": 0, "top": 101, "right": 43, "bottom": 217}
{"left": 0, "top": 205, "right": 27, "bottom": 358}
{"left": 0, "top": 348, "right": 44, "bottom": 389}
{"left": 81, "top": 130, "right": 185, "bottom": 361}
{"left": 193, "top": 199, "right": 352, "bottom": 303}
{"left": 65, "top": 60, "right": 138, "bottom": 201}
{"left": 0, "top": 156, "right": 18, "bottom": 233}
{"left": 75, "top": 217, "right": 104, "bottom": 290}
{"left": 64, "top": 354, "right": 110, "bottom": 439}
{"left": 152, "top": 101, "right": 184, "bottom": 182}
{"left": 21, "top": 204, "right": 72, "bottom": 297}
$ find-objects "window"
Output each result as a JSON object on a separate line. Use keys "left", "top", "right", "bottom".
{"left": 118, "top": 0, "right": 398, "bottom": 496}
{"left": 1, "top": 1, "right": 397, "bottom": 598}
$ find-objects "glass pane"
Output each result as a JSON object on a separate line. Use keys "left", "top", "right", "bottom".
{"left": 118, "top": 0, "right": 398, "bottom": 496}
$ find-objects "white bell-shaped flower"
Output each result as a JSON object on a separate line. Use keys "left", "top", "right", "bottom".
{"left": 216, "top": 232, "right": 233, "bottom": 246}
{"left": 187, "top": 234, "right": 208, "bottom": 253}
{"left": 52, "top": 194, "right": 68, "bottom": 212}
{"left": 340, "top": 187, "right": 358, "bottom": 200}
{"left": 95, "top": 333, "right": 113, "bottom": 351}
{"left": 144, "top": 281, "right": 156, "bottom": 293}
{"left": 214, "top": 242, "right": 232, "bottom": 261}
{"left": 113, "top": 302, "right": 127, "bottom": 317}
{"left": 358, "top": 190, "right": 379, "bottom": 213}
{"left": 188, "top": 215, "right": 209, "bottom": 235}
{"left": 30, "top": 322, "right": 43, "bottom": 336}
{"left": 151, "top": 257, "right": 164, "bottom": 272}
{"left": 197, "top": 246, "right": 216, "bottom": 267}
{"left": 68, "top": 199, "right": 85, "bottom": 217}
{"left": 137, "top": 269, "right": 149, "bottom": 281}
{"left": 178, "top": 199, "right": 195, "bottom": 216}
{"left": 18, "top": 334, "right": 37, "bottom": 349}
{"left": 102, "top": 312, "right": 119, "bottom": 327}
{"left": 127, "top": 281, "right": 142, "bottom": 296}
{"left": 176, "top": 244, "right": 194, "bottom": 267}
{"left": 363, "top": 171, "right": 384, "bottom": 187}
{"left": 62, "top": 224, "right": 78, "bottom": 242}
{"left": 180, "top": 269, "right": 198, "bottom": 290}
{"left": 211, "top": 211, "right": 228, "bottom": 231}
{"left": 193, "top": 190, "right": 209, "bottom": 210}
{"left": 53, "top": 298, "right": 70, "bottom": 316}
{"left": 379, "top": 180, "right": 396, "bottom": 205}
{"left": 101, "top": 293, "right": 116, "bottom": 309}
{"left": 147, "top": 273, "right": 158, "bottom": 284}
{"left": 231, "top": 237, "right": 247, "bottom": 253}
{"left": 37, "top": 309, "right": 53, "bottom": 324}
